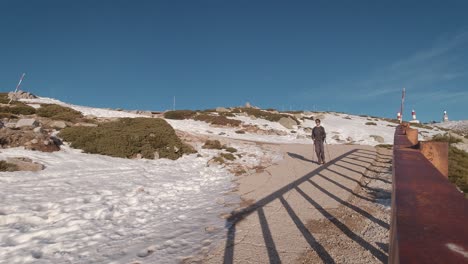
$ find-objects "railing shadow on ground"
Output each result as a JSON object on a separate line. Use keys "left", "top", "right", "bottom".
{"left": 222, "top": 149, "right": 388, "bottom": 263}
{"left": 286, "top": 152, "right": 318, "bottom": 164}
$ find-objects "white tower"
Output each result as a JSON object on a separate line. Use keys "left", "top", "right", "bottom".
{"left": 409, "top": 109, "right": 420, "bottom": 124}
{"left": 443, "top": 110, "right": 449, "bottom": 122}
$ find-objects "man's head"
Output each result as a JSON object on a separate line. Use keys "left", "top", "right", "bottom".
{"left": 315, "top": 119, "right": 321, "bottom": 127}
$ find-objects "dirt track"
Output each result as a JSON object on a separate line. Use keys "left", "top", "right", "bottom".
{"left": 201, "top": 143, "right": 392, "bottom": 264}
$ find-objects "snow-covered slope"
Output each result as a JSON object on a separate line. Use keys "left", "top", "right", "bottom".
{"left": 434, "top": 120, "right": 468, "bottom": 134}
{"left": 0, "top": 146, "right": 241, "bottom": 264}
{"left": 21, "top": 96, "right": 443, "bottom": 146}
{"left": 20, "top": 97, "right": 144, "bottom": 118}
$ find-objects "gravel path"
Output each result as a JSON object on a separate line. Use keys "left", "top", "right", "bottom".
{"left": 200, "top": 144, "right": 391, "bottom": 264}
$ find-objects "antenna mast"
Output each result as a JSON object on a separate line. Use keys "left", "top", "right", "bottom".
{"left": 400, "top": 87, "right": 405, "bottom": 123}
{"left": 8, "top": 73, "right": 26, "bottom": 105}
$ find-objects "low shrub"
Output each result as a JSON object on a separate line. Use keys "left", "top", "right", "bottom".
{"left": 0, "top": 160, "right": 19, "bottom": 171}
{"left": 223, "top": 146, "right": 237, "bottom": 153}
{"left": 212, "top": 156, "right": 225, "bottom": 164}
{"left": 449, "top": 146, "right": 468, "bottom": 196}
{"left": 59, "top": 118, "right": 196, "bottom": 160}
{"left": 0, "top": 93, "right": 10, "bottom": 104}
{"left": 202, "top": 140, "right": 223, "bottom": 150}
{"left": 194, "top": 114, "right": 241, "bottom": 126}
{"left": 0, "top": 104, "right": 36, "bottom": 115}
{"left": 365, "top": 122, "right": 377, "bottom": 126}
{"left": 465, "top": 134, "right": 468, "bottom": 139}
{"left": 235, "top": 130, "right": 246, "bottom": 134}
{"left": 431, "top": 133, "right": 462, "bottom": 144}
{"left": 431, "top": 134, "right": 468, "bottom": 196}
{"left": 234, "top": 108, "right": 300, "bottom": 125}
{"left": 37, "top": 104, "right": 83, "bottom": 122}
{"left": 163, "top": 110, "right": 197, "bottom": 120}
{"left": 220, "top": 153, "right": 236, "bottom": 161}
{"left": 409, "top": 122, "right": 433, "bottom": 130}
{"left": 0, "top": 113, "right": 18, "bottom": 119}
{"left": 219, "top": 112, "right": 236, "bottom": 117}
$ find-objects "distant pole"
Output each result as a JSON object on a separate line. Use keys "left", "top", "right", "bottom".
{"left": 173, "top": 96, "right": 176, "bottom": 111}
{"left": 8, "top": 73, "right": 26, "bottom": 105}
{"left": 400, "top": 88, "right": 405, "bottom": 123}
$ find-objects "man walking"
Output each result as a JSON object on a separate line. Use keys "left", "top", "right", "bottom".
{"left": 312, "top": 119, "right": 326, "bottom": 164}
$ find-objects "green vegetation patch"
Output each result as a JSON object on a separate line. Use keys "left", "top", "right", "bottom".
{"left": 220, "top": 153, "right": 236, "bottom": 161}
{"left": 224, "top": 146, "right": 237, "bottom": 153}
{"left": 431, "top": 133, "right": 462, "bottom": 144}
{"left": 202, "top": 140, "right": 223, "bottom": 150}
{"left": 0, "top": 103, "right": 36, "bottom": 115}
{"left": 448, "top": 147, "right": 468, "bottom": 196}
{"left": 365, "top": 122, "right": 377, "bottom": 126}
{"left": 431, "top": 134, "right": 468, "bottom": 197}
{"left": 0, "top": 113, "right": 18, "bottom": 119}
{"left": 232, "top": 108, "right": 300, "bottom": 124}
{"left": 409, "top": 122, "right": 434, "bottom": 130}
{"left": 202, "top": 140, "right": 238, "bottom": 153}
{"left": 0, "top": 160, "right": 19, "bottom": 172}
{"left": 194, "top": 114, "right": 241, "bottom": 126}
{"left": 0, "top": 93, "right": 37, "bottom": 116}
{"left": 163, "top": 110, "right": 197, "bottom": 120}
{"left": 37, "top": 104, "right": 83, "bottom": 122}
{"left": 59, "top": 118, "right": 196, "bottom": 160}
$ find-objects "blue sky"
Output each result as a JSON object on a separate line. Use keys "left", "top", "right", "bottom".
{"left": 1, "top": 0, "right": 467, "bottom": 122}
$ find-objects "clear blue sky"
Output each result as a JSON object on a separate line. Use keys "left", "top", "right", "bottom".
{"left": 1, "top": 0, "right": 467, "bottom": 122}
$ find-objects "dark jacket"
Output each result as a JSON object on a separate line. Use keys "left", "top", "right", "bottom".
{"left": 312, "top": 126, "right": 326, "bottom": 141}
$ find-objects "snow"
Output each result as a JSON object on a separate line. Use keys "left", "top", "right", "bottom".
{"left": 434, "top": 120, "right": 468, "bottom": 133}
{"left": 167, "top": 112, "right": 442, "bottom": 146}
{"left": 0, "top": 146, "right": 239, "bottom": 263}
{"left": 3, "top": 95, "right": 448, "bottom": 263}
{"left": 20, "top": 96, "right": 443, "bottom": 146}
{"left": 20, "top": 97, "right": 144, "bottom": 118}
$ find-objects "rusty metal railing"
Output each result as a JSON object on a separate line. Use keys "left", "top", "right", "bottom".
{"left": 389, "top": 124, "right": 468, "bottom": 263}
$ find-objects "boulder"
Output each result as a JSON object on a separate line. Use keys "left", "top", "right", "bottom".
{"left": 5, "top": 122, "right": 16, "bottom": 129}
{"left": 15, "top": 119, "right": 39, "bottom": 128}
{"left": 8, "top": 90, "right": 37, "bottom": 100}
{"left": 50, "top": 121, "right": 67, "bottom": 129}
{"left": 6, "top": 157, "right": 45, "bottom": 171}
{"left": 33, "top": 127, "right": 43, "bottom": 134}
{"left": 279, "top": 117, "right": 296, "bottom": 129}
{"left": 216, "top": 107, "right": 230, "bottom": 113}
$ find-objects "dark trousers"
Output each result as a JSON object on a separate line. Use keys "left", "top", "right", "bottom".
{"left": 314, "top": 140, "right": 325, "bottom": 163}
